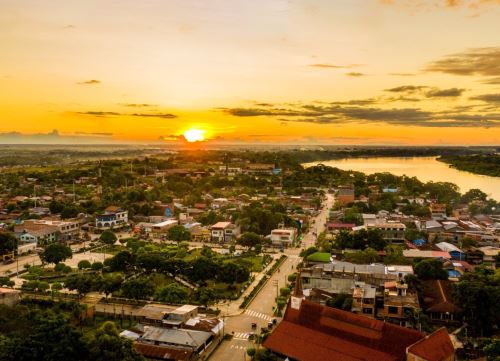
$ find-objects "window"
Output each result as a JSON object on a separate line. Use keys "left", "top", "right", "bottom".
{"left": 388, "top": 306, "right": 398, "bottom": 314}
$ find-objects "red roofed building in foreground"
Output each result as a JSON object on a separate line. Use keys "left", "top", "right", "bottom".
{"left": 263, "top": 298, "right": 455, "bottom": 361}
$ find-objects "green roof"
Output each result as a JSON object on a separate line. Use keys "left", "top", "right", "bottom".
{"left": 307, "top": 252, "right": 331, "bottom": 263}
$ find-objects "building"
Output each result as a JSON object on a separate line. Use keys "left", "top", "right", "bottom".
{"left": 263, "top": 299, "right": 454, "bottom": 361}
{"left": 406, "top": 327, "right": 455, "bottom": 361}
{"left": 270, "top": 228, "right": 297, "bottom": 248}
{"left": 244, "top": 163, "right": 276, "bottom": 175}
{"left": 95, "top": 206, "right": 128, "bottom": 230}
{"left": 430, "top": 203, "right": 447, "bottom": 219}
{"left": 15, "top": 219, "right": 80, "bottom": 245}
{"left": 421, "top": 280, "right": 462, "bottom": 323}
{"left": 379, "top": 280, "right": 420, "bottom": 326}
{"left": 368, "top": 222, "right": 406, "bottom": 244}
{"left": 210, "top": 222, "right": 240, "bottom": 243}
{"left": 152, "top": 220, "right": 179, "bottom": 236}
{"left": 435, "top": 242, "right": 465, "bottom": 261}
{"left": 337, "top": 187, "right": 355, "bottom": 206}
{"left": 138, "top": 326, "right": 213, "bottom": 356}
{"left": 326, "top": 223, "right": 356, "bottom": 232}
{"left": 0, "top": 287, "right": 21, "bottom": 307}
{"left": 351, "top": 282, "right": 377, "bottom": 317}
{"left": 403, "top": 249, "right": 452, "bottom": 261}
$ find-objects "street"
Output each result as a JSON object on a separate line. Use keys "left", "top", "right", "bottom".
{"left": 209, "top": 191, "right": 334, "bottom": 361}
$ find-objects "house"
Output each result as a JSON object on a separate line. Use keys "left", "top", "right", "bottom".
{"left": 406, "top": 327, "right": 455, "bottom": 361}
{"left": 368, "top": 222, "right": 406, "bottom": 244}
{"left": 95, "top": 206, "right": 128, "bottom": 230}
{"left": 263, "top": 299, "right": 454, "bottom": 361}
{"left": 337, "top": 187, "right": 355, "bottom": 206}
{"left": 152, "top": 220, "right": 179, "bottom": 236}
{"left": 351, "top": 282, "right": 377, "bottom": 317}
{"left": 430, "top": 203, "right": 447, "bottom": 219}
{"left": 15, "top": 219, "right": 80, "bottom": 245}
{"left": 479, "top": 246, "right": 500, "bottom": 266}
{"left": 210, "top": 222, "right": 240, "bottom": 243}
{"left": 421, "top": 280, "right": 462, "bottom": 323}
{"left": 244, "top": 163, "right": 276, "bottom": 175}
{"left": 379, "top": 279, "right": 420, "bottom": 326}
{"left": 137, "top": 326, "right": 213, "bottom": 356}
{"left": 270, "top": 228, "right": 297, "bottom": 248}
{"left": 326, "top": 223, "right": 355, "bottom": 232}
{"left": 403, "top": 249, "right": 452, "bottom": 261}
{"left": 435, "top": 242, "right": 465, "bottom": 261}
{"left": 0, "top": 287, "right": 21, "bottom": 306}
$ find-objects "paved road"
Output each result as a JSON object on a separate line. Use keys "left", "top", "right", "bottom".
{"left": 209, "top": 193, "right": 333, "bottom": 361}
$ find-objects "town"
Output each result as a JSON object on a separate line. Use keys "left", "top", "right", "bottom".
{"left": 0, "top": 149, "right": 499, "bottom": 361}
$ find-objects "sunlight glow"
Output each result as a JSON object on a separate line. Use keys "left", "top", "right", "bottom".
{"left": 183, "top": 128, "right": 206, "bottom": 142}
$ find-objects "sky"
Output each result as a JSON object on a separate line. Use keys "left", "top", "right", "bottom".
{"left": 1, "top": 0, "right": 500, "bottom": 145}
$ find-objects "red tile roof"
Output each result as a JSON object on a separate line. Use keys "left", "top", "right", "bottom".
{"left": 407, "top": 327, "right": 454, "bottom": 361}
{"left": 422, "top": 280, "right": 462, "bottom": 314}
{"left": 133, "top": 343, "right": 193, "bottom": 361}
{"left": 263, "top": 300, "right": 423, "bottom": 361}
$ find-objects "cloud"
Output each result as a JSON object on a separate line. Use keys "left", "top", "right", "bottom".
{"left": 481, "top": 77, "right": 500, "bottom": 84}
{"left": 425, "top": 87, "right": 465, "bottom": 97}
{"left": 77, "top": 79, "right": 101, "bottom": 85}
{"left": 385, "top": 85, "right": 428, "bottom": 93}
{"left": 470, "top": 93, "right": 500, "bottom": 103}
{"left": 380, "top": 0, "right": 500, "bottom": 11}
{"left": 346, "top": 72, "right": 365, "bottom": 77}
{"left": 120, "top": 103, "right": 157, "bottom": 107}
{"left": 309, "top": 63, "right": 360, "bottom": 69}
{"left": 425, "top": 47, "right": 500, "bottom": 76}
{"left": 389, "top": 72, "right": 417, "bottom": 76}
{"left": 76, "top": 111, "right": 177, "bottom": 119}
{"left": 225, "top": 100, "right": 499, "bottom": 128}
{"left": 0, "top": 130, "right": 118, "bottom": 144}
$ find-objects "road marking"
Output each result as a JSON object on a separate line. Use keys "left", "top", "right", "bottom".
{"left": 233, "top": 332, "right": 250, "bottom": 340}
{"left": 230, "top": 345, "right": 247, "bottom": 350}
{"left": 244, "top": 309, "right": 273, "bottom": 321}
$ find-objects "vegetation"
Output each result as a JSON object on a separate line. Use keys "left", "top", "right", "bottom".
{"left": 439, "top": 154, "right": 500, "bottom": 177}
{"left": 40, "top": 244, "right": 73, "bottom": 265}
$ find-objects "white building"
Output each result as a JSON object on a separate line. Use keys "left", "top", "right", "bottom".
{"left": 95, "top": 206, "right": 128, "bottom": 230}
{"left": 210, "top": 222, "right": 240, "bottom": 243}
{"left": 270, "top": 228, "right": 297, "bottom": 248}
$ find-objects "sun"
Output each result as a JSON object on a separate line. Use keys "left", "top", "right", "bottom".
{"left": 183, "top": 128, "right": 206, "bottom": 142}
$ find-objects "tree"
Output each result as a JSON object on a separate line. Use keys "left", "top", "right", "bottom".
{"left": 91, "top": 262, "right": 103, "bottom": 271}
{"left": 155, "top": 283, "right": 189, "bottom": 304}
{"left": 414, "top": 259, "right": 448, "bottom": 280}
{"left": 194, "top": 287, "right": 217, "bottom": 307}
{"left": 105, "top": 251, "right": 134, "bottom": 272}
{"left": 0, "top": 232, "right": 18, "bottom": 256}
{"left": 96, "top": 274, "right": 123, "bottom": 299}
{"left": 87, "top": 321, "right": 144, "bottom": 361}
{"left": 218, "top": 262, "right": 250, "bottom": 283}
{"left": 237, "top": 232, "right": 262, "bottom": 251}
{"left": 37, "top": 281, "right": 50, "bottom": 293}
{"left": 100, "top": 231, "right": 117, "bottom": 246}
{"left": 345, "top": 248, "right": 380, "bottom": 264}
{"left": 78, "top": 260, "right": 92, "bottom": 270}
{"left": 40, "top": 243, "right": 72, "bottom": 265}
{"left": 64, "top": 274, "right": 93, "bottom": 297}
{"left": 1, "top": 311, "right": 88, "bottom": 361}
{"left": 120, "top": 278, "right": 154, "bottom": 301}
{"left": 326, "top": 293, "right": 353, "bottom": 311}
{"left": 167, "top": 225, "right": 191, "bottom": 243}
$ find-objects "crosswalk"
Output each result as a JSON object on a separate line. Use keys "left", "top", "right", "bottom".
{"left": 230, "top": 345, "right": 247, "bottom": 350}
{"left": 233, "top": 332, "right": 250, "bottom": 341}
{"left": 244, "top": 309, "right": 273, "bottom": 322}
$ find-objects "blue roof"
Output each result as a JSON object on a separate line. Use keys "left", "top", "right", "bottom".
{"left": 413, "top": 238, "right": 426, "bottom": 246}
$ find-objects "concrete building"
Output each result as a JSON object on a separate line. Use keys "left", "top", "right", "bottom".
{"left": 368, "top": 222, "right": 406, "bottom": 244}
{"left": 210, "top": 222, "right": 240, "bottom": 243}
{"left": 15, "top": 219, "right": 80, "bottom": 245}
{"left": 95, "top": 206, "right": 128, "bottom": 230}
{"left": 270, "top": 228, "right": 297, "bottom": 248}
{"left": 0, "top": 287, "right": 21, "bottom": 307}
{"left": 337, "top": 187, "right": 355, "bottom": 206}
{"left": 430, "top": 203, "right": 447, "bottom": 219}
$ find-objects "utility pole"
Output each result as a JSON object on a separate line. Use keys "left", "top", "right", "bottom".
{"left": 73, "top": 180, "right": 76, "bottom": 203}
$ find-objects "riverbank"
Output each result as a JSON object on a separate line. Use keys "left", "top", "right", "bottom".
{"left": 437, "top": 154, "right": 500, "bottom": 178}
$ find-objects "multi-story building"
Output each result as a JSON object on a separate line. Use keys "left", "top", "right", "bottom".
{"left": 270, "top": 228, "right": 297, "bottom": 248}
{"left": 15, "top": 219, "right": 80, "bottom": 245}
{"left": 367, "top": 222, "right": 406, "bottom": 244}
{"left": 210, "top": 222, "right": 240, "bottom": 243}
{"left": 95, "top": 206, "right": 128, "bottom": 230}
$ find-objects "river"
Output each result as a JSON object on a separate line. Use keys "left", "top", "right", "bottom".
{"left": 303, "top": 156, "right": 500, "bottom": 201}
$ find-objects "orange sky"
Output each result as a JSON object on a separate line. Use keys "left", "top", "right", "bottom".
{"left": 0, "top": 0, "right": 499, "bottom": 145}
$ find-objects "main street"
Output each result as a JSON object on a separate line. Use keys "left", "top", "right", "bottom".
{"left": 209, "top": 191, "right": 334, "bottom": 361}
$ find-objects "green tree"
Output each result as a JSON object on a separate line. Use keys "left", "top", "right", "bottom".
{"left": 100, "top": 230, "right": 117, "bottom": 246}
{"left": 64, "top": 274, "right": 93, "bottom": 297}
{"left": 414, "top": 259, "right": 448, "bottom": 280}
{"left": 120, "top": 278, "right": 154, "bottom": 301}
{"left": 326, "top": 293, "right": 353, "bottom": 311}
{"left": 96, "top": 274, "right": 123, "bottom": 299}
{"left": 167, "top": 225, "right": 191, "bottom": 243}
{"left": 155, "top": 283, "right": 189, "bottom": 304}
{"left": 0, "top": 232, "right": 18, "bottom": 256}
{"left": 237, "top": 232, "right": 262, "bottom": 251}
{"left": 40, "top": 244, "right": 72, "bottom": 265}
{"left": 91, "top": 262, "right": 104, "bottom": 271}
{"left": 86, "top": 321, "right": 144, "bottom": 361}
{"left": 78, "top": 260, "right": 92, "bottom": 270}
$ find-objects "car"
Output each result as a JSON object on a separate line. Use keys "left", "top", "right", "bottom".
{"left": 272, "top": 318, "right": 277, "bottom": 325}
{"left": 3, "top": 258, "right": 15, "bottom": 265}
{"left": 268, "top": 322, "right": 274, "bottom": 329}
{"left": 251, "top": 322, "right": 257, "bottom": 329}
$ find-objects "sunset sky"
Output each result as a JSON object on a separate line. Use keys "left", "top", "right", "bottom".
{"left": 1, "top": 0, "right": 500, "bottom": 145}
